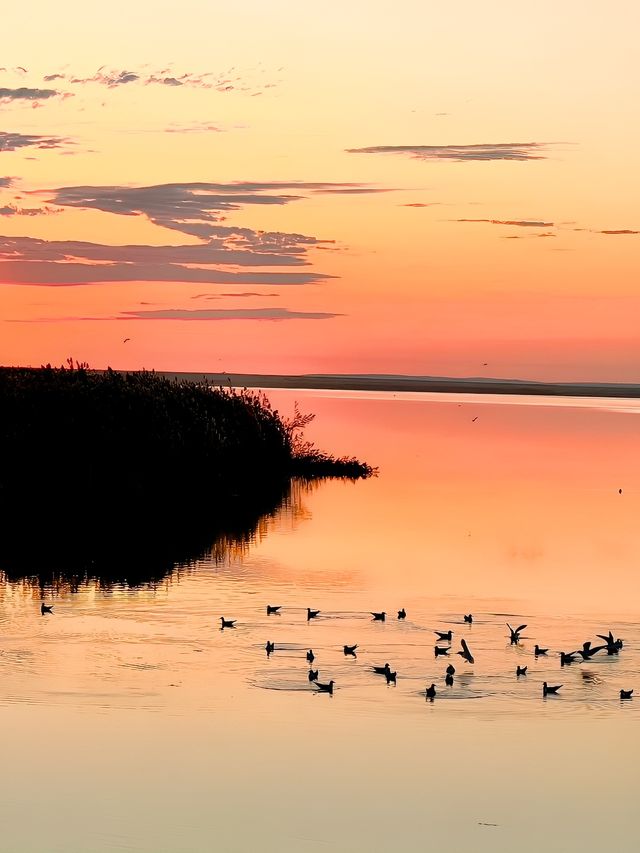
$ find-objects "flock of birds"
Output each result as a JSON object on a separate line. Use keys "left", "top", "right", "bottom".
{"left": 218, "top": 608, "right": 634, "bottom": 701}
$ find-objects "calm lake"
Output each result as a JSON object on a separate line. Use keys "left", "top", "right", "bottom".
{"left": 1, "top": 389, "right": 639, "bottom": 852}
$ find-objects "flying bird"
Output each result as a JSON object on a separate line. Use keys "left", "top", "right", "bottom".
{"left": 457, "top": 638, "right": 474, "bottom": 664}
{"left": 343, "top": 644, "right": 358, "bottom": 657}
{"left": 314, "top": 680, "right": 334, "bottom": 695}
{"left": 123, "top": 338, "right": 131, "bottom": 343}
{"left": 266, "top": 605, "right": 281, "bottom": 615}
{"left": 472, "top": 416, "right": 478, "bottom": 422}
{"left": 371, "top": 611, "right": 386, "bottom": 621}
{"left": 397, "top": 608, "right": 406, "bottom": 619}
{"left": 507, "top": 623, "right": 527, "bottom": 644}
{"left": 435, "top": 630, "right": 452, "bottom": 641}
{"left": 543, "top": 682, "right": 562, "bottom": 696}
{"left": 41, "top": 603, "right": 53, "bottom": 615}
{"left": 307, "top": 608, "right": 320, "bottom": 620}
{"left": 426, "top": 683, "right": 436, "bottom": 700}
{"left": 220, "top": 617, "right": 236, "bottom": 629}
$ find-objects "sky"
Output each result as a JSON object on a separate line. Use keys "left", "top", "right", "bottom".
{"left": 1, "top": 0, "right": 639, "bottom": 381}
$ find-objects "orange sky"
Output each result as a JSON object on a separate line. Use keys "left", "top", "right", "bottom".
{"left": 1, "top": 1, "right": 639, "bottom": 380}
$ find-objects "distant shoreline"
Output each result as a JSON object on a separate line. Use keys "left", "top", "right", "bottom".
{"left": 154, "top": 372, "right": 640, "bottom": 399}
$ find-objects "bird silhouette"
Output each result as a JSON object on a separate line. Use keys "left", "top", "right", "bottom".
{"left": 426, "top": 683, "right": 436, "bottom": 700}
{"left": 220, "top": 617, "right": 236, "bottom": 629}
{"left": 314, "top": 680, "right": 334, "bottom": 695}
{"left": 435, "top": 630, "right": 452, "bottom": 641}
{"left": 457, "top": 638, "right": 474, "bottom": 664}
{"left": 372, "top": 663, "right": 392, "bottom": 676}
{"left": 507, "top": 623, "right": 527, "bottom": 644}
{"left": 534, "top": 644, "right": 549, "bottom": 656}
{"left": 40, "top": 603, "right": 53, "bottom": 615}
{"left": 445, "top": 672, "right": 454, "bottom": 687}
{"left": 434, "top": 646, "right": 450, "bottom": 657}
{"left": 265, "top": 641, "right": 275, "bottom": 656}
{"left": 307, "top": 608, "right": 320, "bottom": 620}
{"left": 560, "top": 651, "right": 578, "bottom": 666}
{"left": 385, "top": 670, "right": 397, "bottom": 685}
{"left": 397, "top": 608, "right": 406, "bottom": 619}
{"left": 577, "top": 641, "right": 606, "bottom": 661}
{"left": 446, "top": 663, "right": 456, "bottom": 676}
{"left": 371, "top": 611, "right": 386, "bottom": 621}
{"left": 516, "top": 665, "right": 528, "bottom": 677}
{"left": 463, "top": 614, "right": 473, "bottom": 624}
{"left": 543, "top": 682, "right": 562, "bottom": 696}
{"left": 306, "top": 649, "right": 315, "bottom": 664}
{"left": 620, "top": 689, "right": 633, "bottom": 700}
{"left": 308, "top": 669, "right": 319, "bottom": 682}
{"left": 597, "top": 631, "right": 623, "bottom": 655}
{"left": 123, "top": 338, "right": 131, "bottom": 343}
{"left": 343, "top": 644, "right": 358, "bottom": 657}
{"left": 266, "top": 605, "right": 281, "bottom": 615}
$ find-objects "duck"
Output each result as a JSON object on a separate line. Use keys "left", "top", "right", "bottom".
{"left": 220, "top": 617, "right": 236, "bottom": 629}
{"left": 426, "top": 683, "right": 436, "bottom": 700}
{"left": 343, "top": 644, "right": 358, "bottom": 657}
{"left": 371, "top": 612, "right": 386, "bottom": 621}
{"left": 434, "top": 646, "right": 450, "bottom": 657}
{"left": 543, "top": 682, "right": 562, "bottom": 696}
{"left": 620, "top": 689, "right": 633, "bottom": 700}
{"left": 397, "top": 608, "right": 406, "bottom": 620}
{"left": 457, "top": 638, "right": 474, "bottom": 664}
{"left": 516, "top": 665, "right": 528, "bottom": 677}
{"left": 445, "top": 672, "right": 454, "bottom": 687}
{"left": 314, "top": 680, "right": 334, "bottom": 695}
{"left": 534, "top": 644, "right": 548, "bottom": 656}
{"left": 372, "top": 663, "right": 392, "bottom": 676}
{"left": 385, "top": 670, "right": 397, "bottom": 685}
{"left": 507, "top": 623, "right": 527, "bottom": 644}
{"left": 435, "top": 630, "right": 452, "bottom": 642}
{"left": 463, "top": 614, "right": 473, "bottom": 624}
{"left": 308, "top": 669, "right": 319, "bottom": 682}
{"left": 446, "top": 663, "right": 456, "bottom": 676}
{"left": 265, "top": 641, "right": 275, "bottom": 656}
{"left": 41, "top": 603, "right": 53, "bottom": 615}
{"left": 307, "top": 608, "right": 320, "bottom": 620}
{"left": 266, "top": 605, "right": 281, "bottom": 615}
{"left": 306, "top": 649, "right": 315, "bottom": 664}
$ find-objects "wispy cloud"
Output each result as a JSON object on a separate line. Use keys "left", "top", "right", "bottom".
{"left": 455, "top": 218, "right": 554, "bottom": 227}
{"left": 192, "top": 291, "right": 279, "bottom": 299}
{"left": 0, "top": 205, "right": 57, "bottom": 217}
{"left": 0, "top": 176, "right": 13, "bottom": 188}
{"left": 0, "top": 87, "right": 58, "bottom": 102}
{"left": 118, "top": 308, "right": 339, "bottom": 321}
{"left": 401, "top": 202, "right": 439, "bottom": 208}
{"left": 346, "top": 143, "right": 551, "bottom": 162}
{"left": 0, "top": 131, "right": 70, "bottom": 152}
{"left": 164, "top": 121, "right": 225, "bottom": 134}
{"left": 597, "top": 229, "right": 640, "bottom": 235}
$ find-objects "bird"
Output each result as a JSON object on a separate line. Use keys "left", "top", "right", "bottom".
{"left": 534, "top": 644, "right": 549, "bottom": 656}
{"left": 265, "top": 641, "right": 275, "bottom": 656}
{"left": 471, "top": 416, "right": 478, "bottom": 423}
{"left": 435, "top": 630, "right": 452, "bottom": 641}
{"left": 597, "top": 632, "right": 623, "bottom": 655}
{"left": 543, "top": 682, "right": 562, "bottom": 696}
{"left": 560, "top": 651, "right": 578, "bottom": 666}
{"left": 314, "top": 680, "right": 334, "bottom": 695}
{"left": 516, "top": 665, "right": 528, "bottom": 677}
{"left": 371, "top": 611, "right": 386, "bottom": 621}
{"left": 446, "top": 663, "right": 456, "bottom": 676}
{"left": 266, "top": 605, "right": 281, "bottom": 615}
{"left": 40, "top": 603, "right": 53, "bottom": 615}
{"left": 306, "top": 649, "right": 315, "bottom": 664}
{"left": 619, "top": 488, "right": 623, "bottom": 494}
{"left": 426, "top": 683, "right": 436, "bottom": 700}
{"left": 577, "top": 641, "right": 606, "bottom": 661}
{"left": 457, "top": 638, "right": 474, "bottom": 664}
{"left": 372, "top": 663, "right": 392, "bottom": 676}
{"left": 397, "top": 608, "right": 406, "bottom": 619}
{"left": 620, "top": 689, "right": 633, "bottom": 700}
{"left": 435, "top": 646, "right": 450, "bottom": 657}
{"left": 445, "top": 672, "right": 454, "bottom": 687}
{"left": 123, "top": 337, "right": 131, "bottom": 343}
{"left": 307, "top": 608, "right": 320, "bottom": 620}
{"left": 343, "top": 644, "right": 358, "bottom": 657}
{"left": 385, "top": 670, "right": 397, "bottom": 685}
{"left": 220, "top": 617, "right": 236, "bottom": 629}
{"left": 463, "top": 614, "right": 473, "bottom": 624}
{"left": 507, "top": 623, "right": 527, "bottom": 644}
{"left": 308, "top": 669, "right": 319, "bottom": 682}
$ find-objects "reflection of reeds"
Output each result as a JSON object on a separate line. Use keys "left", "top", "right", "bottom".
{"left": 0, "top": 365, "right": 373, "bottom": 586}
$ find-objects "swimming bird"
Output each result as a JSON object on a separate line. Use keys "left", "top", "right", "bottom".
{"left": 435, "top": 630, "right": 452, "bottom": 641}
{"left": 307, "top": 608, "right": 320, "bottom": 620}
{"left": 371, "top": 611, "right": 386, "bottom": 621}
{"left": 577, "top": 641, "right": 606, "bottom": 661}
{"left": 507, "top": 623, "right": 527, "bottom": 644}
{"left": 343, "top": 644, "right": 358, "bottom": 657}
{"left": 265, "top": 641, "right": 275, "bottom": 656}
{"left": 620, "top": 689, "right": 633, "bottom": 700}
{"left": 543, "top": 682, "right": 562, "bottom": 696}
{"left": 308, "top": 669, "right": 319, "bottom": 682}
{"left": 426, "top": 683, "right": 436, "bottom": 700}
{"left": 534, "top": 644, "right": 549, "bottom": 656}
{"left": 446, "top": 663, "right": 456, "bottom": 676}
{"left": 463, "top": 614, "right": 473, "bottom": 624}
{"left": 445, "top": 672, "right": 454, "bottom": 687}
{"left": 560, "top": 651, "right": 578, "bottom": 666}
{"left": 434, "top": 645, "right": 450, "bottom": 657}
{"left": 385, "top": 670, "right": 397, "bottom": 685}
{"left": 372, "top": 663, "right": 392, "bottom": 676}
{"left": 266, "top": 605, "right": 281, "bottom": 615}
{"left": 220, "top": 617, "right": 236, "bottom": 629}
{"left": 306, "top": 649, "right": 315, "bottom": 664}
{"left": 397, "top": 608, "right": 406, "bottom": 619}
{"left": 314, "top": 680, "right": 334, "bottom": 695}
{"left": 516, "top": 665, "right": 528, "bottom": 677}
{"left": 40, "top": 603, "right": 53, "bottom": 615}
{"left": 597, "top": 632, "right": 623, "bottom": 655}
{"left": 457, "top": 638, "right": 474, "bottom": 664}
